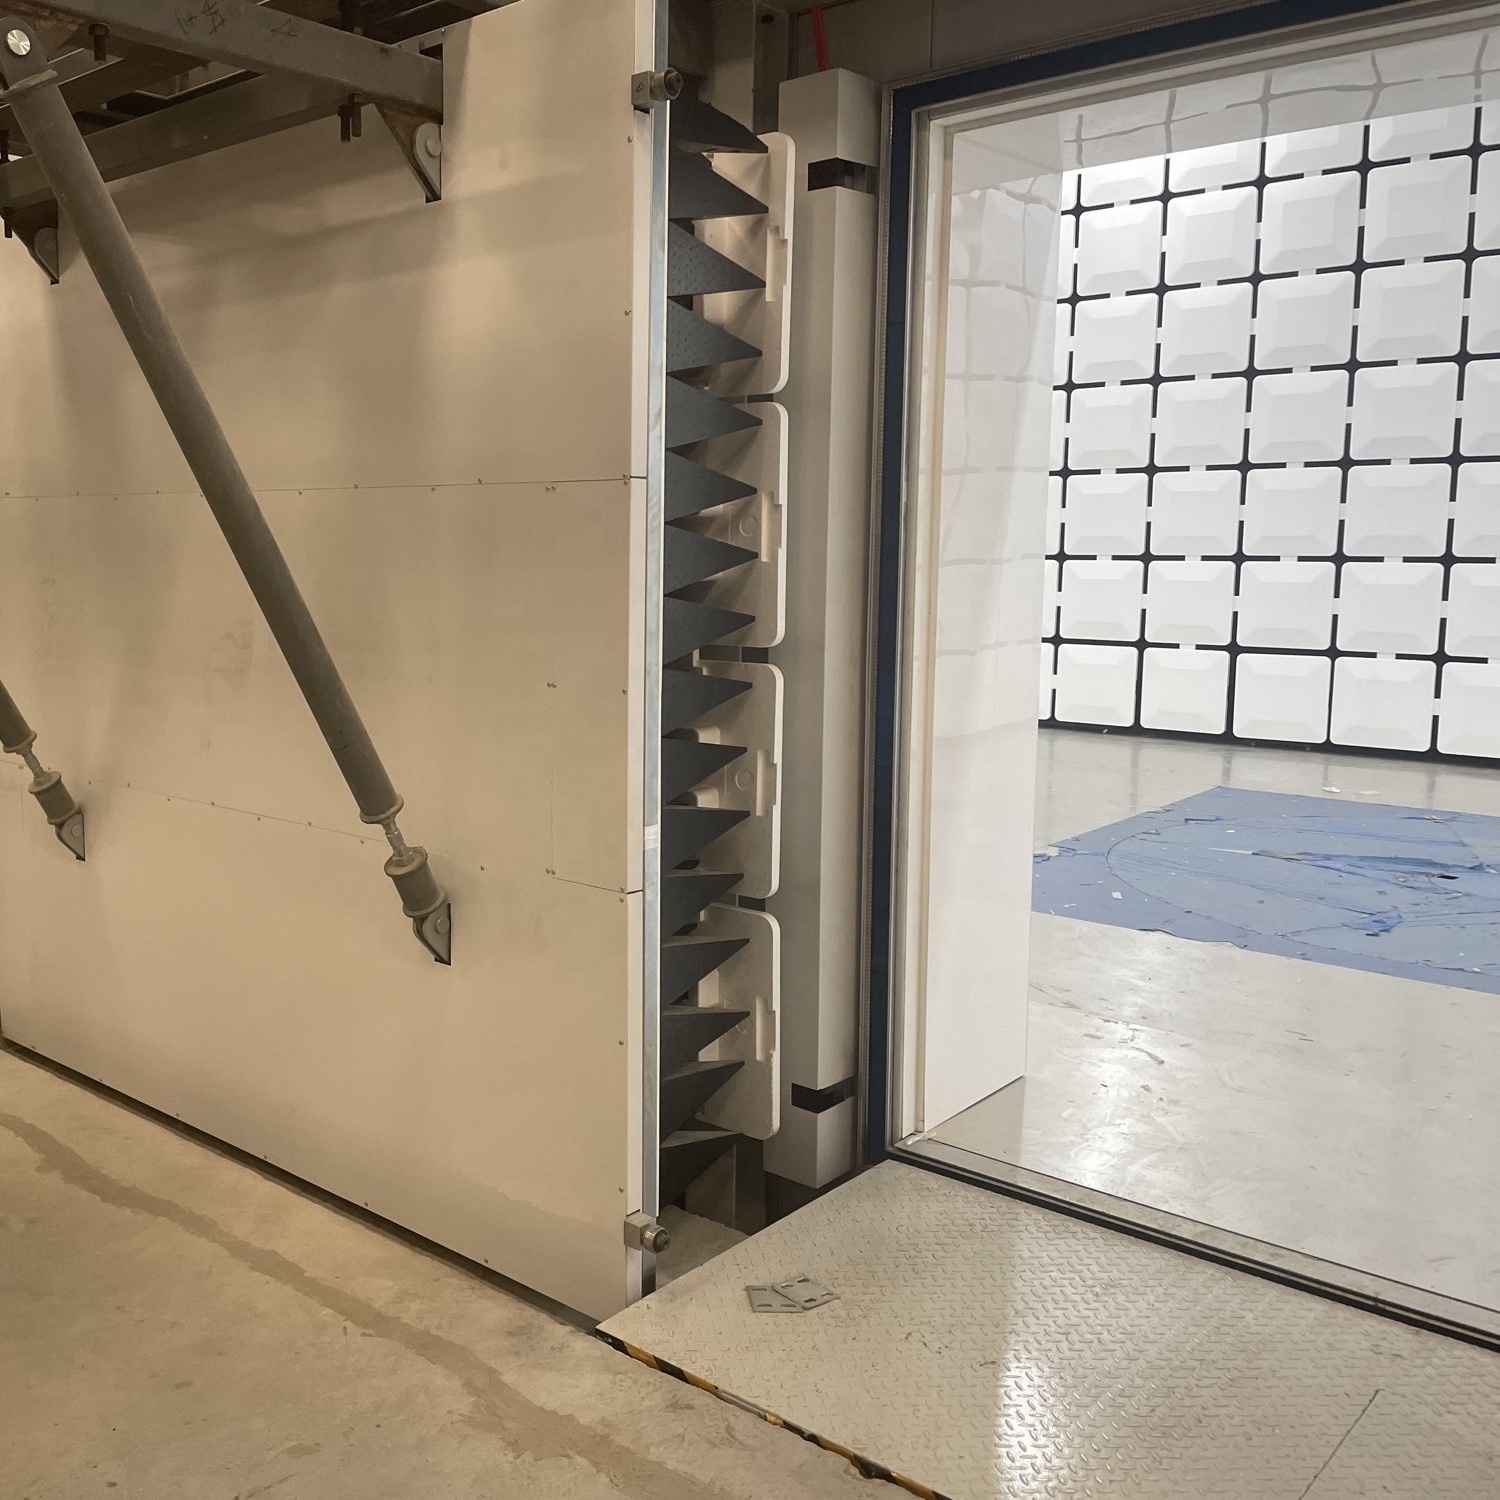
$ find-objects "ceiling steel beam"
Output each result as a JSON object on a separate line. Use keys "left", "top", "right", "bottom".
{"left": 0, "top": 42, "right": 209, "bottom": 140}
{"left": 12, "top": 0, "right": 444, "bottom": 116}
{"left": 0, "top": 69, "right": 346, "bottom": 211}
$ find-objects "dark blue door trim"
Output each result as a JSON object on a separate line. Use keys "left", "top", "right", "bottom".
{"left": 865, "top": 0, "right": 1426, "bottom": 1167}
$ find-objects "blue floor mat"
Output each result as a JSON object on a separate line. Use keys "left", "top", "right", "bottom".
{"left": 1032, "top": 786, "right": 1500, "bottom": 995}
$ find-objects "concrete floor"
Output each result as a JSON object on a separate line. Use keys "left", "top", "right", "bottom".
{"left": 0, "top": 1045, "right": 861, "bottom": 1500}
{"left": 932, "top": 729, "right": 1500, "bottom": 1311}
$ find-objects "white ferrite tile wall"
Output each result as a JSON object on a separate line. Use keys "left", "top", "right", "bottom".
{"left": 1045, "top": 105, "right": 1500, "bottom": 758}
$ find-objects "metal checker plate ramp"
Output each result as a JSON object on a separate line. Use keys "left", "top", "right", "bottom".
{"left": 600, "top": 1162, "right": 1500, "bottom": 1499}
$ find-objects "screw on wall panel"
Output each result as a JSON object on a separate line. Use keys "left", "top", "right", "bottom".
{"left": 631, "top": 68, "right": 682, "bottom": 111}
{"left": 624, "top": 1211, "right": 671, "bottom": 1254}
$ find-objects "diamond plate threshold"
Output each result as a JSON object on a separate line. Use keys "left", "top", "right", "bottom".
{"left": 600, "top": 1161, "right": 1500, "bottom": 1500}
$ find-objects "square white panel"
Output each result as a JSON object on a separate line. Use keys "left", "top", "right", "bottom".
{"left": 1145, "top": 561, "right": 1235, "bottom": 644}
{"left": 1153, "top": 378, "right": 1246, "bottom": 467}
{"left": 1343, "top": 464, "right": 1451, "bottom": 557}
{"left": 1363, "top": 157, "right": 1471, "bottom": 261}
{"left": 1455, "top": 462, "right": 1500, "bottom": 554}
{"left": 1050, "top": 390, "right": 1067, "bottom": 471}
{"left": 947, "top": 285, "right": 970, "bottom": 377}
{"left": 1337, "top": 561, "right": 1444, "bottom": 653}
{"left": 1059, "top": 560, "right": 1143, "bottom": 641}
{"left": 1368, "top": 106, "right": 1476, "bottom": 160}
{"left": 1046, "top": 474, "right": 1063, "bottom": 555}
{"left": 1264, "top": 123, "right": 1364, "bottom": 176}
{"left": 1254, "top": 272, "right": 1354, "bottom": 369}
{"left": 1057, "top": 214, "right": 1076, "bottom": 298}
{"left": 1053, "top": 302, "right": 1072, "bottom": 384}
{"left": 1159, "top": 284, "right": 1251, "bottom": 376}
{"left": 1043, "top": 560, "right": 1059, "bottom": 637}
{"left": 1438, "top": 662, "right": 1500, "bottom": 755}
{"left": 975, "top": 188, "right": 1025, "bottom": 285}
{"left": 1067, "top": 385, "right": 1152, "bottom": 469}
{"left": 1460, "top": 358, "right": 1500, "bottom": 455}
{"left": 1039, "top": 644, "right": 1056, "bottom": 719}
{"left": 1330, "top": 658, "right": 1436, "bottom": 751}
{"left": 1063, "top": 473, "right": 1148, "bottom": 555}
{"left": 1350, "top": 364, "right": 1458, "bottom": 459}
{"left": 1474, "top": 151, "right": 1500, "bottom": 251}
{"left": 1150, "top": 471, "right": 1241, "bottom": 555}
{"left": 1447, "top": 563, "right": 1500, "bottom": 656}
{"left": 1243, "top": 467, "right": 1341, "bottom": 555}
{"left": 1080, "top": 156, "right": 1165, "bottom": 205}
{"left": 1165, "top": 187, "right": 1258, "bottom": 284}
{"left": 1071, "top": 294, "right": 1158, "bottom": 383}
{"left": 1233, "top": 653, "right": 1332, "bottom": 741}
{"left": 966, "top": 285, "right": 1030, "bottom": 379}
{"left": 1379, "top": 33, "right": 1479, "bottom": 82}
{"left": 1054, "top": 643, "right": 1138, "bottom": 725}
{"left": 1259, "top": 173, "right": 1359, "bottom": 273}
{"left": 1467, "top": 255, "right": 1500, "bottom": 355}
{"left": 1249, "top": 371, "right": 1349, "bottom": 462}
{"left": 1357, "top": 261, "right": 1465, "bottom": 361}
{"left": 1168, "top": 140, "right": 1260, "bottom": 193}
{"left": 1140, "top": 648, "right": 1230, "bottom": 732}
{"left": 1076, "top": 202, "right": 1162, "bottom": 295}
{"left": 1237, "top": 561, "right": 1336, "bottom": 648}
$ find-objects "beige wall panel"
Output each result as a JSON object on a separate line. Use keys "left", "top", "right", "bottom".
{"left": 0, "top": 4, "right": 643, "bottom": 498}
{"left": 0, "top": 781, "right": 642, "bottom": 1318}
{"left": 0, "top": 0, "right": 653, "bottom": 1318}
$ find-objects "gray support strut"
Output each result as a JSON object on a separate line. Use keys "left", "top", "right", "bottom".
{"left": 0, "top": 675, "right": 84, "bottom": 858}
{"left": 0, "top": 18, "right": 450, "bottom": 962}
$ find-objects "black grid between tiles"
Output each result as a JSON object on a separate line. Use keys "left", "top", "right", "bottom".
{"left": 1045, "top": 106, "right": 1500, "bottom": 760}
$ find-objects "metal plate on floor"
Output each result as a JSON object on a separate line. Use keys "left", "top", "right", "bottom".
{"left": 602, "top": 1161, "right": 1500, "bottom": 1500}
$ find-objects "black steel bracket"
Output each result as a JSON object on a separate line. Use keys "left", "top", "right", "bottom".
{"left": 376, "top": 103, "right": 440, "bottom": 202}
{"left": 2, "top": 197, "right": 57, "bottom": 279}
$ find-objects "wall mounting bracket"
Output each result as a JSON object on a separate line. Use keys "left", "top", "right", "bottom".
{"left": 0, "top": 675, "right": 85, "bottom": 859}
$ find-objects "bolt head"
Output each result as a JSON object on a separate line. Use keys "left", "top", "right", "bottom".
{"left": 5, "top": 28, "right": 32, "bottom": 56}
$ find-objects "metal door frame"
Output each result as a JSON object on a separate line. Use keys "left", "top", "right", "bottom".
{"left": 864, "top": 0, "right": 1500, "bottom": 1350}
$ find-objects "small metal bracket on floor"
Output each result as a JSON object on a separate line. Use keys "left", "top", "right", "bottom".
{"left": 376, "top": 104, "right": 440, "bottom": 202}
{"left": 745, "top": 1276, "right": 837, "bottom": 1313}
{"left": 0, "top": 676, "right": 85, "bottom": 860}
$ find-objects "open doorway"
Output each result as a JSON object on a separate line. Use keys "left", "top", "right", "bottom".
{"left": 885, "top": 6, "right": 1500, "bottom": 1332}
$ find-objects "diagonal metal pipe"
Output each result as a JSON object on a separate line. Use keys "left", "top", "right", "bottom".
{"left": 0, "top": 15, "right": 450, "bottom": 961}
{"left": 0, "top": 673, "right": 85, "bottom": 858}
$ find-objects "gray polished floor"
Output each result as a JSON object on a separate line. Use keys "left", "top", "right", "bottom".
{"left": 930, "top": 730, "right": 1500, "bottom": 1311}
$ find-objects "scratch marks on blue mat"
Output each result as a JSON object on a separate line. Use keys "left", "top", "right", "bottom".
{"left": 1032, "top": 787, "right": 1500, "bottom": 995}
